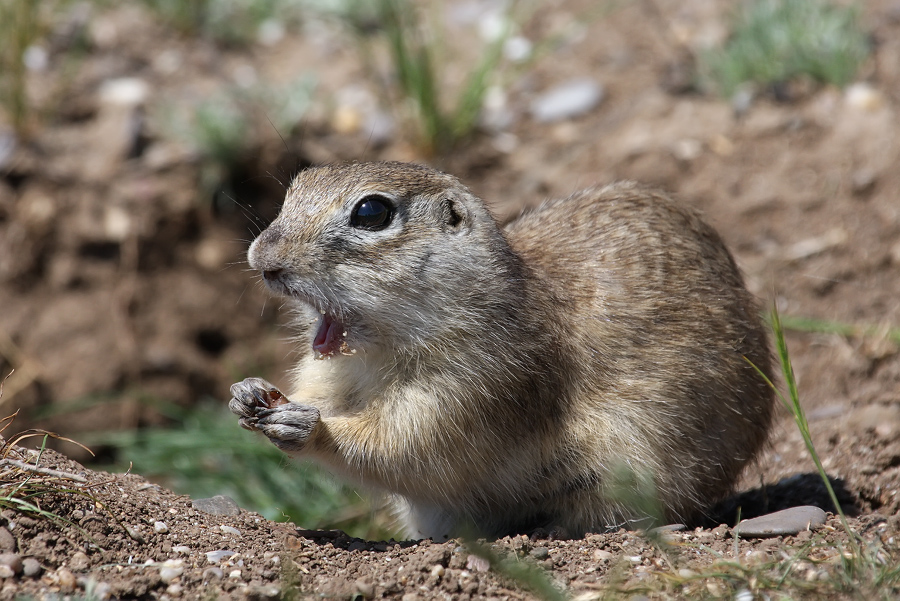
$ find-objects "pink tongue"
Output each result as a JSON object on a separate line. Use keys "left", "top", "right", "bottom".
{"left": 313, "top": 314, "right": 343, "bottom": 356}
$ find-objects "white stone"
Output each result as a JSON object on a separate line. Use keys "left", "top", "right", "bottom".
{"left": 504, "top": 36, "right": 532, "bottom": 62}
{"left": 257, "top": 19, "right": 285, "bottom": 46}
{"left": 205, "top": 550, "right": 236, "bottom": 564}
{"left": 845, "top": 82, "right": 884, "bottom": 112}
{"left": 23, "top": 45, "right": 48, "bottom": 72}
{"left": 99, "top": 78, "right": 149, "bottom": 107}
{"left": 159, "top": 559, "right": 184, "bottom": 583}
{"left": 530, "top": 79, "right": 604, "bottom": 123}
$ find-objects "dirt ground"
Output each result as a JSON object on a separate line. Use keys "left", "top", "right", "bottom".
{"left": 1, "top": 0, "right": 900, "bottom": 598}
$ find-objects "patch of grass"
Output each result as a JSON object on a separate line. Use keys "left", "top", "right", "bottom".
{"left": 153, "top": 75, "right": 314, "bottom": 207}
{"left": 0, "top": 0, "right": 45, "bottom": 138}
{"left": 140, "top": 0, "right": 307, "bottom": 45}
{"left": 0, "top": 1, "right": 96, "bottom": 141}
{"left": 372, "top": 0, "right": 511, "bottom": 154}
{"left": 0, "top": 380, "right": 99, "bottom": 541}
{"left": 88, "top": 400, "right": 389, "bottom": 540}
{"left": 323, "top": 0, "right": 522, "bottom": 155}
{"left": 701, "top": 0, "right": 870, "bottom": 98}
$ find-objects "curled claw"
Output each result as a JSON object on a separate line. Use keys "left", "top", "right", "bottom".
{"left": 238, "top": 416, "right": 260, "bottom": 431}
{"left": 229, "top": 377, "right": 286, "bottom": 418}
{"left": 230, "top": 377, "right": 319, "bottom": 452}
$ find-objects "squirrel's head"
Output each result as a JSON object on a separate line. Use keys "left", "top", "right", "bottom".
{"left": 249, "top": 162, "right": 516, "bottom": 356}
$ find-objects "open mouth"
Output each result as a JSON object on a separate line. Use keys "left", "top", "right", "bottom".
{"left": 312, "top": 312, "right": 355, "bottom": 358}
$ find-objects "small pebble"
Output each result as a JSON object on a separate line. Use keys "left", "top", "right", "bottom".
{"left": 672, "top": 138, "right": 702, "bottom": 161}
{"left": 845, "top": 82, "right": 884, "bottom": 112}
{"left": 125, "top": 526, "right": 145, "bottom": 543}
{"left": 466, "top": 554, "right": 490, "bottom": 572}
{"left": 735, "top": 506, "right": 827, "bottom": 538}
{"left": 0, "top": 530, "right": 14, "bottom": 554}
{"left": 430, "top": 564, "right": 445, "bottom": 578}
{"left": 172, "top": 545, "right": 191, "bottom": 555}
{"left": 731, "top": 87, "right": 755, "bottom": 116}
{"left": 0, "top": 554, "right": 22, "bottom": 576}
{"left": 530, "top": 547, "right": 550, "bottom": 560}
{"left": 154, "top": 521, "right": 169, "bottom": 534}
{"left": 159, "top": 559, "right": 184, "bottom": 583}
{"left": 87, "top": 580, "right": 111, "bottom": 599}
{"left": 166, "top": 583, "right": 183, "bottom": 597}
{"left": 192, "top": 495, "right": 241, "bottom": 516}
{"left": 23, "top": 45, "right": 48, "bottom": 72}
{"left": 98, "top": 77, "right": 149, "bottom": 106}
{"left": 851, "top": 168, "right": 877, "bottom": 195}
{"left": 219, "top": 525, "right": 241, "bottom": 536}
{"left": 504, "top": 36, "right": 532, "bottom": 62}
{"left": 57, "top": 567, "right": 76, "bottom": 591}
{"left": 22, "top": 558, "right": 42, "bottom": 578}
{"left": 0, "top": 132, "right": 14, "bottom": 170}
{"left": 205, "top": 550, "right": 236, "bottom": 564}
{"left": 228, "top": 569, "right": 242, "bottom": 579}
{"left": 735, "top": 588, "right": 754, "bottom": 601}
{"left": 68, "top": 551, "right": 89, "bottom": 571}
{"left": 530, "top": 78, "right": 604, "bottom": 123}
{"left": 247, "top": 584, "right": 281, "bottom": 599}
{"left": 202, "top": 567, "right": 224, "bottom": 581}
{"left": 592, "top": 549, "right": 613, "bottom": 561}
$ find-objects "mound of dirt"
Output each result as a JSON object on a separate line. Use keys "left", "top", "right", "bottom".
{"left": 0, "top": 439, "right": 896, "bottom": 600}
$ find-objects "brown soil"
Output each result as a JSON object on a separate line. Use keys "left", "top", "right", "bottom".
{"left": 0, "top": 442, "right": 896, "bottom": 601}
{"left": 1, "top": 0, "right": 900, "bottom": 598}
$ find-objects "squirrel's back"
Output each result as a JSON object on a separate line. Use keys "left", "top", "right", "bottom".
{"left": 502, "top": 182, "right": 773, "bottom": 530}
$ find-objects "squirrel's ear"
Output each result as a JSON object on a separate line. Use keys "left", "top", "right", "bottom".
{"left": 439, "top": 195, "right": 470, "bottom": 231}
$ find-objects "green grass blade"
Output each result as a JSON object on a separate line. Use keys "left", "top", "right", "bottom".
{"left": 779, "top": 314, "right": 900, "bottom": 345}
{"left": 746, "top": 306, "right": 859, "bottom": 558}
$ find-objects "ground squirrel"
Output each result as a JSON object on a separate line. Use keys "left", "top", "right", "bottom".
{"left": 229, "top": 161, "right": 774, "bottom": 540}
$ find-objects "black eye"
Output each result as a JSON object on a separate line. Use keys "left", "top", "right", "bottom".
{"left": 350, "top": 195, "right": 393, "bottom": 230}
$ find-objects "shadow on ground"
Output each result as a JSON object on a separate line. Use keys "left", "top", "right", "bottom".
{"left": 703, "top": 473, "right": 857, "bottom": 528}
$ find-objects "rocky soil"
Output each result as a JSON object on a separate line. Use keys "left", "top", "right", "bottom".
{"left": 1, "top": 0, "right": 900, "bottom": 598}
{"left": 0, "top": 440, "right": 897, "bottom": 600}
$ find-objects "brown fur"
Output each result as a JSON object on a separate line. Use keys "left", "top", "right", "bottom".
{"left": 229, "top": 161, "right": 774, "bottom": 540}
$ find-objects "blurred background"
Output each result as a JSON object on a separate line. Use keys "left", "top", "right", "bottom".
{"left": 0, "top": 0, "right": 897, "bottom": 539}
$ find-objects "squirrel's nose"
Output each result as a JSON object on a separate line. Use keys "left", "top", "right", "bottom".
{"left": 248, "top": 225, "right": 285, "bottom": 272}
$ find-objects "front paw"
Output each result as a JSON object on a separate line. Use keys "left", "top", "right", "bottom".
{"left": 254, "top": 403, "right": 321, "bottom": 452}
{"left": 228, "top": 377, "right": 319, "bottom": 452}
{"left": 229, "top": 377, "right": 287, "bottom": 426}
